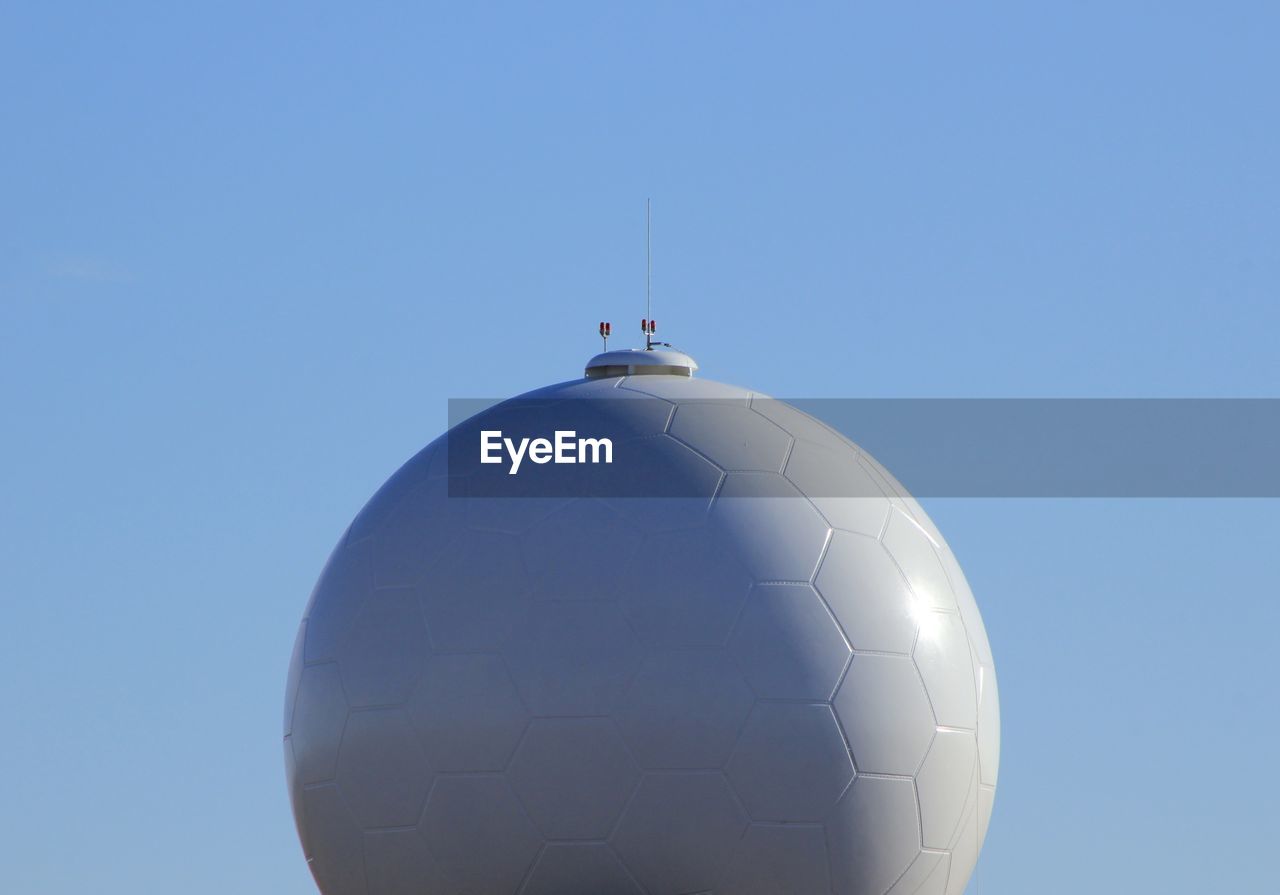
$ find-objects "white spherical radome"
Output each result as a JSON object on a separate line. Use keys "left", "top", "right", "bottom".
{"left": 284, "top": 361, "right": 999, "bottom": 895}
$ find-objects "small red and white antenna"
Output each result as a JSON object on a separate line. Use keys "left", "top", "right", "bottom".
{"left": 641, "top": 317, "right": 656, "bottom": 348}
{"left": 598, "top": 321, "right": 611, "bottom": 351}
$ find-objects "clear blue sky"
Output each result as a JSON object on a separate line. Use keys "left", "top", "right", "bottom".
{"left": 2, "top": 2, "right": 1277, "bottom": 892}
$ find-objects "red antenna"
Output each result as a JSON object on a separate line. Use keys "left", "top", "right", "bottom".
{"left": 599, "top": 321, "right": 611, "bottom": 351}
{"left": 641, "top": 318, "right": 655, "bottom": 348}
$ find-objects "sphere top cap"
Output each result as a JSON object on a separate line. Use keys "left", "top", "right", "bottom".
{"left": 585, "top": 347, "right": 698, "bottom": 379}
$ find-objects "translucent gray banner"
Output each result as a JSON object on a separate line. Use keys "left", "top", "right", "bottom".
{"left": 445, "top": 398, "right": 1280, "bottom": 497}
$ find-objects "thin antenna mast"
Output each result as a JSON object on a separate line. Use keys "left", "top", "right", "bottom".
{"left": 645, "top": 198, "right": 652, "bottom": 350}
{"left": 639, "top": 199, "right": 657, "bottom": 349}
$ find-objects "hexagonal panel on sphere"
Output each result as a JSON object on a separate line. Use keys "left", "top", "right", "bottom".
{"left": 917, "top": 729, "right": 978, "bottom": 850}
{"left": 303, "top": 539, "right": 374, "bottom": 664}
{"left": 614, "top": 648, "right": 754, "bottom": 770}
{"left": 726, "top": 702, "right": 854, "bottom": 822}
{"left": 815, "top": 531, "right": 920, "bottom": 655}
{"left": 523, "top": 499, "right": 641, "bottom": 601}
{"left": 406, "top": 653, "right": 528, "bottom": 772}
{"left": 610, "top": 772, "right": 748, "bottom": 895}
{"left": 882, "top": 508, "right": 956, "bottom": 613}
{"left": 289, "top": 662, "right": 348, "bottom": 785}
{"left": 501, "top": 600, "right": 642, "bottom": 717}
{"left": 783, "top": 437, "right": 891, "bottom": 537}
{"left": 363, "top": 829, "right": 444, "bottom": 895}
{"left": 335, "top": 587, "right": 429, "bottom": 707}
{"left": 719, "top": 824, "right": 832, "bottom": 895}
{"left": 888, "top": 850, "right": 951, "bottom": 895}
{"left": 947, "top": 808, "right": 981, "bottom": 895}
{"left": 729, "top": 583, "right": 851, "bottom": 701}
{"left": 285, "top": 352, "right": 999, "bottom": 895}
{"left": 419, "top": 775, "right": 541, "bottom": 894}
{"left": 335, "top": 709, "right": 433, "bottom": 829}
{"left": 620, "top": 523, "right": 753, "bottom": 647}
{"left": 834, "top": 653, "right": 936, "bottom": 776}
{"left": 914, "top": 611, "right": 979, "bottom": 731}
{"left": 709, "top": 472, "right": 831, "bottom": 583}
{"left": 301, "top": 784, "right": 367, "bottom": 895}
{"left": 825, "top": 775, "right": 922, "bottom": 895}
{"left": 507, "top": 717, "right": 640, "bottom": 839}
{"left": 978, "top": 663, "right": 1001, "bottom": 787}
{"left": 668, "top": 400, "right": 793, "bottom": 472}
{"left": 371, "top": 476, "right": 466, "bottom": 589}
{"left": 419, "top": 528, "right": 530, "bottom": 652}
{"left": 284, "top": 621, "right": 306, "bottom": 735}
{"left": 522, "top": 843, "right": 644, "bottom": 895}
